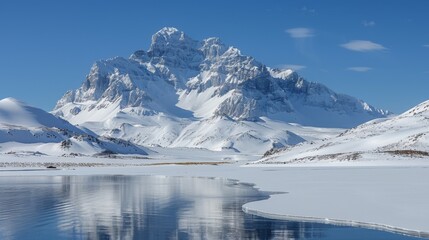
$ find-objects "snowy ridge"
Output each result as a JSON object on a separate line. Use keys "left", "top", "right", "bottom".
{"left": 0, "top": 98, "right": 78, "bottom": 130}
{"left": 0, "top": 98, "right": 148, "bottom": 156}
{"left": 53, "top": 27, "right": 388, "bottom": 153}
{"left": 254, "top": 99, "right": 429, "bottom": 164}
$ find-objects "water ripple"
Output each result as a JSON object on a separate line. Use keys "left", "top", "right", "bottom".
{"left": 0, "top": 176, "right": 424, "bottom": 240}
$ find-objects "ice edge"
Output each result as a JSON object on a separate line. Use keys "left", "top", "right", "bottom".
{"left": 242, "top": 205, "right": 429, "bottom": 239}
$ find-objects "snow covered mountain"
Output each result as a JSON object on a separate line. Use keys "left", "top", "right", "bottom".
{"left": 0, "top": 98, "right": 148, "bottom": 156}
{"left": 53, "top": 27, "right": 388, "bottom": 153}
{"left": 254, "top": 99, "right": 429, "bottom": 164}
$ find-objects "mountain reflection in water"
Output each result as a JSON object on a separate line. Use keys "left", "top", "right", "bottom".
{"left": 0, "top": 175, "right": 422, "bottom": 240}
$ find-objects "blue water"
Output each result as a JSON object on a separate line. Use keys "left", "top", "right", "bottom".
{"left": 0, "top": 175, "right": 425, "bottom": 240}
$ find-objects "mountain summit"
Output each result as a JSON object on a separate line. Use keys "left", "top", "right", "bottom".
{"left": 53, "top": 27, "right": 389, "bottom": 153}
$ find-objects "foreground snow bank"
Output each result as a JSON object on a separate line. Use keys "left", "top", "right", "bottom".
{"left": 1, "top": 155, "right": 429, "bottom": 238}
{"left": 241, "top": 166, "right": 429, "bottom": 239}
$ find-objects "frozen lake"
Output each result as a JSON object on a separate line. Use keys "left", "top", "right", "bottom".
{"left": 0, "top": 175, "right": 424, "bottom": 239}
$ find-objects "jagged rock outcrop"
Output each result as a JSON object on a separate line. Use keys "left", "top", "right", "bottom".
{"left": 52, "top": 27, "right": 389, "bottom": 153}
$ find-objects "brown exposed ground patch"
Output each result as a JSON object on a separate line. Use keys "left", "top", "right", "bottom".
{"left": 385, "top": 150, "right": 429, "bottom": 157}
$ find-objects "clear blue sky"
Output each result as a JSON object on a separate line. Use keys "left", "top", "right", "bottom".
{"left": 0, "top": 0, "right": 428, "bottom": 113}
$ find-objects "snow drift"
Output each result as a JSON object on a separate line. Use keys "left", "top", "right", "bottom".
{"left": 0, "top": 98, "right": 148, "bottom": 156}
{"left": 254, "top": 99, "right": 429, "bottom": 164}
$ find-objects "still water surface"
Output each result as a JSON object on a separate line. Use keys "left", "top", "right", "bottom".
{"left": 0, "top": 175, "right": 424, "bottom": 240}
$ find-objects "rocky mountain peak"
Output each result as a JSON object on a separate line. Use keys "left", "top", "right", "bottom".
{"left": 54, "top": 27, "right": 389, "bottom": 129}
{"left": 149, "top": 27, "right": 199, "bottom": 54}
{"left": 201, "top": 37, "right": 227, "bottom": 60}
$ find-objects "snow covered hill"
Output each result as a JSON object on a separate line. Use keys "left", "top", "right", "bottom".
{"left": 52, "top": 27, "right": 388, "bottom": 154}
{"left": 0, "top": 98, "right": 148, "bottom": 156}
{"left": 253, "top": 99, "right": 429, "bottom": 165}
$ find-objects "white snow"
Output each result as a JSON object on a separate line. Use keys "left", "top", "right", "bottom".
{"left": 267, "top": 67, "right": 294, "bottom": 79}
{"left": 177, "top": 86, "right": 234, "bottom": 119}
{"left": 1, "top": 27, "right": 428, "bottom": 237}
{"left": 0, "top": 98, "right": 78, "bottom": 130}
{"left": 0, "top": 153, "right": 428, "bottom": 238}
{"left": 255, "top": 100, "right": 429, "bottom": 165}
{"left": 51, "top": 27, "right": 388, "bottom": 155}
{"left": 0, "top": 98, "right": 148, "bottom": 156}
{"left": 1, "top": 98, "right": 428, "bottom": 237}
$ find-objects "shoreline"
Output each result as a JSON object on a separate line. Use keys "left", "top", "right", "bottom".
{"left": 242, "top": 206, "right": 429, "bottom": 239}
{"left": 1, "top": 156, "right": 429, "bottom": 238}
{"left": 1, "top": 167, "right": 428, "bottom": 239}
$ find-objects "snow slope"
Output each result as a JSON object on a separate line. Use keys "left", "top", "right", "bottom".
{"left": 52, "top": 27, "right": 388, "bottom": 154}
{"left": 0, "top": 97, "right": 79, "bottom": 130}
{"left": 0, "top": 98, "right": 148, "bottom": 156}
{"left": 254, "top": 99, "right": 429, "bottom": 165}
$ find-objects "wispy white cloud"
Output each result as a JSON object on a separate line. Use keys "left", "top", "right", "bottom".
{"left": 302, "top": 6, "right": 316, "bottom": 14}
{"left": 280, "top": 64, "right": 307, "bottom": 71}
{"left": 423, "top": 44, "right": 429, "bottom": 48}
{"left": 286, "top": 28, "right": 314, "bottom": 38}
{"left": 341, "top": 40, "right": 386, "bottom": 52}
{"left": 347, "top": 67, "right": 372, "bottom": 72}
{"left": 362, "top": 20, "right": 376, "bottom": 27}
